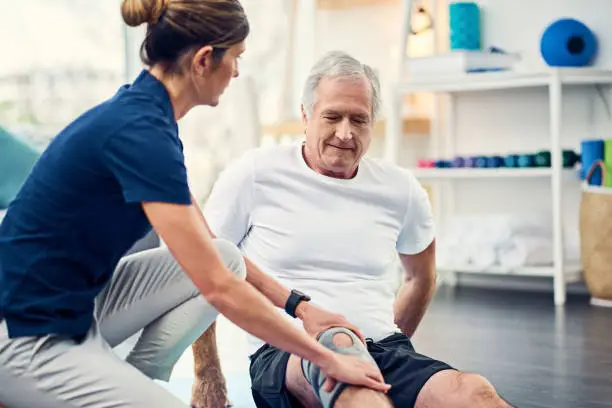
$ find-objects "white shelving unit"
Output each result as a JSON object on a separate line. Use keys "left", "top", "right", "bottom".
{"left": 413, "top": 167, "right": 570, "bottom": 179}
{"left": 385, "top": 0, "right": 612, "bottom": 306}
{"left": 437, "top": 263, "right": 583, "bottom": 282}
{"left": 397, "top": 68, "right": 612, "bottom": 93}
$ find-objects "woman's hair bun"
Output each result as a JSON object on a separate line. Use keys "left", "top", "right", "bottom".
{"left": 121, "top": 0, "right": 167, "bottom": 27}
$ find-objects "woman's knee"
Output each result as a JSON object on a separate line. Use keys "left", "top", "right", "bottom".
{"left": 212, "top": 238, "right": 246, "bottom": 280}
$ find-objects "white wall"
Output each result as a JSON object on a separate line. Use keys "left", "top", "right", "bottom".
{"left": 125, "top": 0, "right": 612, "bottom": 274}
{"left": 439, "top": 0, "right": 612, "bottom": 256}
{"left": 305, "top": 0, "right": 612, "bottom": 290}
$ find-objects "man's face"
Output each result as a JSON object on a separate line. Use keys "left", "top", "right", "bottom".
{"left": 302, "top": 75, "right": 374, "bottom": 179}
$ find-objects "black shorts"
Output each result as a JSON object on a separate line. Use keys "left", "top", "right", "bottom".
{"left": 249, "top": 332, "right": 454, "bottom": 408}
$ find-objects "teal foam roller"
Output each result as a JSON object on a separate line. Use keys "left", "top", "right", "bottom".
{"left": 449, "top": 2, "right": 481, "bottom": 51}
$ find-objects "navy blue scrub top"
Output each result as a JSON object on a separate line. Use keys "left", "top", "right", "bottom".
{"left": 0, "top": 70, "right": 192, "bottom": 339}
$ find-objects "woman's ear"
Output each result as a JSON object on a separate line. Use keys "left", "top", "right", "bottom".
{"left": 192, "top": 45, "right": 214, "bottom": 76}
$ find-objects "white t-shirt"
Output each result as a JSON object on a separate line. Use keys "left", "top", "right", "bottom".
{"left": 203, "top": 142, "right": 435, "bottom": 354}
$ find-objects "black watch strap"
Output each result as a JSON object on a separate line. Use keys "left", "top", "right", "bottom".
{"left": 285, "top": 289, "right": 311, "bottom": 318}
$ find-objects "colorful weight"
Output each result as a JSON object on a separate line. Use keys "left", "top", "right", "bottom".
{"left": 517, "top": 154, "right": 535, "bottom": 168}
{"left": 486, "top": 156, "right": 503, "bottom": 168}
{"left": 417, "top": 159, "right": 436, "bottom": 168}
{"left": 534, "top": 150, "right": 551, "bottom": 167}
{"left": 452, "top": 157, "right": 465, "bottom": 168}
{"left": 464, "top": 156, "right": 477, "bottom": 168}
{"left": 562, "top": 149, "right": 580, "bottom": 168}
{"left": 435, "top": 160, "right": 452, "bottom": 168}
{"left": 504, "top": 154, "right": 519, "bottom": 168}
{"left": 474, "top": 156, "right": 488, "bottom": 168}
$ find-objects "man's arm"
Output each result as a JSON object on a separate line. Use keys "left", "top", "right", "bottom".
{"left": 394, "top": 240, "right": 437, "bottom": 338}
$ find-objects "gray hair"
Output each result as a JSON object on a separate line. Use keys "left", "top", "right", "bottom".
{"left": 301, "top": 51, "right": 382, "bottom": 121}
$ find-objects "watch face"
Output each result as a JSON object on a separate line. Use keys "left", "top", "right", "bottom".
{"left": 293, "top": 289, "right": 310, "bottom": 300}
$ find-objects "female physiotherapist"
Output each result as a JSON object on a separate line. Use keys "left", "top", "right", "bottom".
{"left": 0, "top": 0, "right": 389, "bottom": 406}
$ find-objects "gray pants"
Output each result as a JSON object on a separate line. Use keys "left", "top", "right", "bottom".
{"left": 0, "top": 238, "right": 246, "bottom": 408}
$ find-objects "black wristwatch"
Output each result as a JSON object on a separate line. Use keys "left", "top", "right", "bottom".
{"left": 285, "top": 289, "right": 311, "bottom": 318}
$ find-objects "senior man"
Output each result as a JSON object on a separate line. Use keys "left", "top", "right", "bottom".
{"left": 191, "top": 51, "right": 515, "bottom": 408}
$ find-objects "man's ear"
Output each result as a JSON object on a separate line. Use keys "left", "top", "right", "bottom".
{"left": 192, "top": 45, "right": 215, "bottom": 76}
{"left": 301, "top": 104, "right": 308, "bottom": 124}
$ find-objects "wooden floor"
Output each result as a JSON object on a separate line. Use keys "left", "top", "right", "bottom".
{"left": 412, "top": 285, "right": 612, "bottom": 408}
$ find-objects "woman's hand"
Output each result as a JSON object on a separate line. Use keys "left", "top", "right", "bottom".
{"left": 297, "top": 302, "right": 366, "bottom": 344}
{"left": 317, "top": 352, "right": 391, "bottom": 393}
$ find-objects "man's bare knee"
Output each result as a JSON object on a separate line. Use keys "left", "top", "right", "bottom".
{"left": 416, "top": 370, "right": 514, "bottom": 408}
{"left": 332, "top": 332, "right": 354, "bottom": 348}
{"left": 454, "top": 373, "right": 513, "bottom": 408}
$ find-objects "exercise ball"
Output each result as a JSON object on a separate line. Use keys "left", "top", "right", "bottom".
{"left": 540, "top": 18, "right": 597, "bottom": 67}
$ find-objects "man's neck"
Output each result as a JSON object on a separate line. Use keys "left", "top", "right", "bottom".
{"left": 301, "top": 144, "right": 357, "bottom": 179}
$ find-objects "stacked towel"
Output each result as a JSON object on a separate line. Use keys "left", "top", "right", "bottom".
{"left": 497, "top": 236, "right": 553, "bottom": 268}
{"left": 436, "top": 213, "right": 576, "bottom": 270}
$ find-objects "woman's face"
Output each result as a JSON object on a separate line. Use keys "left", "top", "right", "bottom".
{"left": 191, "top": 41, "right": 246, "bottom": 107}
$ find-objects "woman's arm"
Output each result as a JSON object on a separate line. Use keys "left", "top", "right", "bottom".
{"left": 143, "top": 201, "right": 390, "bottom": 391}
{"left": 142, "top": 201, "right": 390, "bottom": 396}
{"left": 143, "top": 201, "right": 331, "bottom": 362}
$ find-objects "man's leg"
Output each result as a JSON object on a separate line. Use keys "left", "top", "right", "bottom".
{"left": 191, "top": 322, "right": 231, "bottom": 408}
{"left": 415, "top": 370, "right": 516, "bottom": 408}
{"left": 286, "top": 329, "right": 392, "bottom": 408}
{"left": 96, "top": 238, "right": 246, "bottom": 382}
{"left": 250, "top": 327, "right": 392, "bottom": 408}
{"left": 356, "top": 333, "right": 516, "bottom": 408}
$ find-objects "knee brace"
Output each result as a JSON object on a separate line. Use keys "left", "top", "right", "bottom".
{"left": 301, "top": 327, "right": 375, "bottom": 408}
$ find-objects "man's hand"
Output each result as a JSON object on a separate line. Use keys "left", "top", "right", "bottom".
{"left": 296, "top": 302, "right": 366, "bottom": 344}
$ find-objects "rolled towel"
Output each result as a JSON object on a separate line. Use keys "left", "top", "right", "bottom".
{"left": 479, "top": 213, "right": 552, "bottom": 244}
{"left": 497, "top": 236, "right": 553, "bottom": 268}
{"left": 468, "top": 244, "right": 497, "bottom": 270}
{"left": 437, "top": 242, "right": 470, "bottom": 266}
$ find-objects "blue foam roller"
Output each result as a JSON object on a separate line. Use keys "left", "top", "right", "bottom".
{"left": 581, "top": 139, "right": 604, "bottom": 184}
